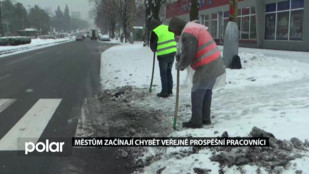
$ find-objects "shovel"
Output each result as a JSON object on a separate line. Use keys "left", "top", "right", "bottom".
{"left": 173, "top": 68, "right": 180, "bottom": 130}
{"left": 149, "top": 52, "right": 156, "bottom": 93}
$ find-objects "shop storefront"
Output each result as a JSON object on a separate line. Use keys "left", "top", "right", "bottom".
{"left": 166, "top": 0, "right": 308, "bottom": 51}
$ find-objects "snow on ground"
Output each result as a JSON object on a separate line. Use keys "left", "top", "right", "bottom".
{"left": 98, "top": 37, "right": 122, "bottom": 44}
{"left": 0, "top": 37, "right": 73, "bottom": 58}
{"left": 100, "top": 42, "right": 309, "bottom": 173}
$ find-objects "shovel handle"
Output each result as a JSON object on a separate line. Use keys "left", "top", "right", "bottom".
{"left": 149, "top": 52, "right": 156, "bottom": 93}
{"left": 173, "top": 68, "right": 180, "bottom": 129}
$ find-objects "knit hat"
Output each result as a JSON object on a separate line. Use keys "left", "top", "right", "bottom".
{"left": 168, "top": 17, "right": 187, "bottom": 36}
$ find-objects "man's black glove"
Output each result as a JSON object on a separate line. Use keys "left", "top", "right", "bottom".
{"left": 176, "top": 54, "right": 180, "bottom": 62}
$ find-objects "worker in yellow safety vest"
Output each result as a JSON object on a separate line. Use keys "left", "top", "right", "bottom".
{"left": 150, "top": 19, "right": 177, "bottom": 98}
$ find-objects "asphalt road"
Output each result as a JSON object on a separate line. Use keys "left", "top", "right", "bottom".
{"left": 0, "top": 39, "right": 131, "bottom": 174}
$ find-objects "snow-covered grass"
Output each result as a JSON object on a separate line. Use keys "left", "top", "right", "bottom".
{"left": 100, "top": 43, "right": 309, "bottom": 173}
{"left": 0, "top": 37, "right": 73, "bottom": 58}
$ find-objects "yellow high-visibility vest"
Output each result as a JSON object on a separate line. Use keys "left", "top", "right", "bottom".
{"left": 153, "top": 25, "right": 177, "bottom": 56}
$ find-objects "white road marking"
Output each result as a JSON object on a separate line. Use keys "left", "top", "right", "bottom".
{"left": 0, "top": 99, "right": 16, "bottom": 113}
{"left": 0, "top": 99, "right": 62, "bottom": 151}
{"left": 0, "top": 74, "right": 11, "bottom": 81}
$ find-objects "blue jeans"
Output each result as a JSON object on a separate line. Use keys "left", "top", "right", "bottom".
{"left": 190, "top": 89, "right": 212, "bottom": 125}
{"left": 158, "top": 56, "right": 174, "bottom": 94}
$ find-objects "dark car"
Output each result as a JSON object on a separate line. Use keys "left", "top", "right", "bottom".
{"left": 75, "top": 35, "right": 84, "bottom": 41}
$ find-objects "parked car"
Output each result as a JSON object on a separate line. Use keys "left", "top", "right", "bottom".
{"left": 99, "top": 34, "right": 110, "bottom": 41}
{"left": 75, "top": 35, "right": 84, "bottom": 41}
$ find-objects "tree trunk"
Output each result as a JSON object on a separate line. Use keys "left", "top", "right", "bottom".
{"left": 190, "top": 0, "right": 199, "bottom": 21}
{"left": 151, "top": 0, "right": 161, "bottom": 21}
{"left": 143, "top": 0, "right": 151, "bottom": 46}
{"left": 129, "top": 0, "right": 135, "bottom": 44}
{"left": 229, "top": 0, "right": 238, "bottom": 22}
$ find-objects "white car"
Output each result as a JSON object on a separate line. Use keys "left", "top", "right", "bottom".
{"left": 99, "top": 34, "right": 110, "bottom": 41}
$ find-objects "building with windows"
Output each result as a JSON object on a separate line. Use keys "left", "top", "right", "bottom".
{"left": 166, "top": 0, "right": 308, "bottom": 51}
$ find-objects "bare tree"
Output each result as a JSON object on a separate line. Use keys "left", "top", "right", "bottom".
{"left": 143, "top": 0, "right": 165, "bottom": 46}
{"left": 91, "top": 0, "right": 145, "bottom": 42}
{"left": 190, "top": 0, "right": 199, "bottom": 21}
{"left": 107, "top": 0, "right": 117, "bottom": 38}
{"left": 116, "top": 0, "right": 130, "bottom": 42}
{"left": 150, "top": 0, "right": 165, "bottom": 20}
{"left": 128, "top": 0, "right": 136, "bottom": 43}
{"left": 92, "top": 0, "right": 117, "bottom": 38}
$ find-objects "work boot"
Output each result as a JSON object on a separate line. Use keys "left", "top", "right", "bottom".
{"left": 157, "top": 92, "right": 169, "bottom": 98}
{"left": 182, "top": 121, "right": 202, "bottom": 128}
{"left": 202, "top": 120, "right": 211, "bottom": 125}
{"left": 168, "top": 91, "right": 173, "bottom": 96}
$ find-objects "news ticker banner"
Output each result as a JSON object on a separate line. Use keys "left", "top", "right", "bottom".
{"left": 16, "top": 137, "right": 269, "bottom": 156}
{"left": 72, "top": 137, "right": 269, "bottom": 147}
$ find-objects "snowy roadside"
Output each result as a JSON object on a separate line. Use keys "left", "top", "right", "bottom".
{"left": 0, "top": 37, "right": 73, "bottom": 58}
{"left": 97, "top": 38, "right": 122, "bottom": 44}
{"left": 100, "top": 43, "right": 309, "bottom": 174}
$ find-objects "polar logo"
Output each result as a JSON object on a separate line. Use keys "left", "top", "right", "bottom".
{"left": 25, "top": 140, "right": 65, "bottom": 155}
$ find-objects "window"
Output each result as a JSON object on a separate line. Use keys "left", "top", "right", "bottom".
{"left": 265, "top": 0, "right": 304, "bottom": 41}
{"left": 204, "top": 15, "right": 209, "bottom": 27}
{"left": 277, "top": 12, "right": 289, "bottom": 40}
{"left": 241, "top": 16, "right": 249, "bottom": 39}
{"left": 200, "top": 15, "right": 204, "bottom": 25}
{"left": 291, "top": 0, "right": 304, "bottom": 9}
{"left": 278, "top": 1, "right": 290, "bottom": 10}
{"left": 266, "top": 3, "right": 276, "bottom": 12}
{"left": 237, "top": 17, "right": 241, "bottom": 37}
{"left": 237, "top": 7, "right": 256, "bottom": 40}
{"left": 211, "top": 13, "right": 218, "bottom": 38}
{"left": 251, "top": 7, "right": 256, "bottom": 14}
{"left": 290, "top": 10, "right": 303, "bottom": 40}
{"left": 265, "top": 14, "right": 276, "bottom": 39}
{"left": 223, "top": 11, "right": 229, "bottom": 35}
{"left": 250, "top": 15, "right": 256, "bottom": 39}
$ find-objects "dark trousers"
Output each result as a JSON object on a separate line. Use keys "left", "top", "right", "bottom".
{"left": 158, "top": 56, "right": 174, "bottom": 94}
{"left": 190, "top": 89, "right": 212, "bottom": 125}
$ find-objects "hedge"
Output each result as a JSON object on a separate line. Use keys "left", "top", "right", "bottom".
{"left": 0, "top": 37, "right": 31, "bottom": 46}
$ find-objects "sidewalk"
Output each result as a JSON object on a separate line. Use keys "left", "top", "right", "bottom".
{"left": 100, "top": 43, "right": 309, "bottom": 174}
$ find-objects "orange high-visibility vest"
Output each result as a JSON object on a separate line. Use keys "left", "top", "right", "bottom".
{"left": 183, "top": 22, "right": 221, "bottom": 69}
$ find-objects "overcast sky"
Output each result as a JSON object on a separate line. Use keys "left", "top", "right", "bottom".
{"left": 15, "top": 0, "right": 94, "bottom": 20}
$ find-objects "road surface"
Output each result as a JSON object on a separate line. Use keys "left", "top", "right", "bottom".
{"left": 0, "top": 40, "right": 133, "bottom": 174}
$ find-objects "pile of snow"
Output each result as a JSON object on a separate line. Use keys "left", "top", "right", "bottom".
{"left": 0, "top": 37, "right": 72, "bottom": 57}
{"left": 135, "top": 127, "right": 309, "bottom": 174}
{"left": 100, "top": 43, "right": 309, "bottom": 173}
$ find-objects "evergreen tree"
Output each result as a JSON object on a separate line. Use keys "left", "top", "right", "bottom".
{"left": 64, "top": 5, "right": 71, "bottom": 32}
{"left": 54, "top": 6, "right": 64, "bottom": 32}
{"left": 14, "top": 3, "right": 29, "bottom": 31}
{"left": 28, "top": 5, "right": 50, "bottom": 34}
{"left": 1, "top": 0, "right": 15, "bottom": 35}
